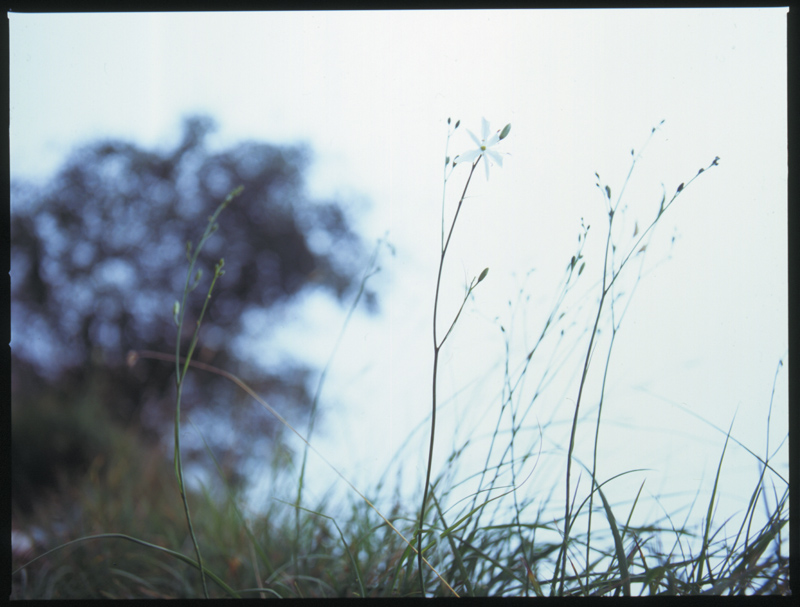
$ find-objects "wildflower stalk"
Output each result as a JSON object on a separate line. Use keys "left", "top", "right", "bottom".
{"left": 418, "top": 158, "right": 490, "bottom": 597}
{"left": 418, "top": 118, "right": 508, "bottom": 596}
{"left": 173, "top": 186, "right": 243, "bottom": 598}
{"left": 555, "top": 135, "right": 720, "bottom": 594}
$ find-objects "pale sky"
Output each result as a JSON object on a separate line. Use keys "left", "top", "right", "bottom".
{"left": 10, "top": 9, "right": 789, "bottom": 533}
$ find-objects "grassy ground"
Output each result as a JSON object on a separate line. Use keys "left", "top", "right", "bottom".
{"left": 10, "top": 394, "right": 790, "bottom": 598}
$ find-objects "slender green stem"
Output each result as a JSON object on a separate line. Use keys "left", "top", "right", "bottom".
{"left": 174, "top": 261, "right": 224, "bottom": 598}
{"left": 557, "top": 131, "right": 650, "bottom": 594}
{"left": 557, "top": 243, "right": 609, "bottom": 596}
{"left": 171, "top": 186, "right": 242, "bottom": 598}
{"left": 294, "top": 236, "right": 386, "bottom": 569}
{"left": 418, "top": 157, "right": 479, "bottom": 597}
{"left": 441, "top": 124, "right": 456, "bottom": 252}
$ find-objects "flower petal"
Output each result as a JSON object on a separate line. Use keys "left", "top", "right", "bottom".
{"left": 485, "top": 149, "right": 503, "bottom": 167}
{"left": 455, "top": 149, "right": 481, "bottom": 165}
{"left": 466, "top": 129, "right": 482, "bottom": 148}
{"left": 480, "top": 117, "right": 491, "bottom": 141}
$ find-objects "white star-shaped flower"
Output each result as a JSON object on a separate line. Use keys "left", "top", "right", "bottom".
{"left": 454, "top": 117, "right": 509, "bottom": 180}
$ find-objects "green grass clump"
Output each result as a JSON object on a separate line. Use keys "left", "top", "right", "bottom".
{"left": 11, "top": 119, "right": 789, "bottom": 598}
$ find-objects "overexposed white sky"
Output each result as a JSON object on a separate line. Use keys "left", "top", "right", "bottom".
{"left": 10, "top": 9, "right": 789, "bottom": 531}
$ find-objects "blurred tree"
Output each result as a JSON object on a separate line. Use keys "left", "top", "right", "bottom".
{"left": 11, "top": 115, "right": 375, "bottom": 505}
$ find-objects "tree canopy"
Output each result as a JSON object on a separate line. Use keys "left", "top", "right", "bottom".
{"left": 11, "top": 115, "right": 375, "bottom": 500}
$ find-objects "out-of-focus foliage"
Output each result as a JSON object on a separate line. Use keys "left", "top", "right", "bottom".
{"left": 11, "top": 115, "right": 374, "bottom": 506}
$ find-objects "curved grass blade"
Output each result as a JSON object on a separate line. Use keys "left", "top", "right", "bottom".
{"left": 13, "top": 533, "right": 239, "bottom": 597}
